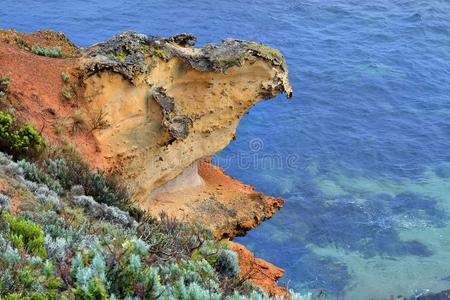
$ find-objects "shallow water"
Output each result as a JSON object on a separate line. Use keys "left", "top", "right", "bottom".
{"left": 2, "top": 1, "right": 450, "bottom": 299}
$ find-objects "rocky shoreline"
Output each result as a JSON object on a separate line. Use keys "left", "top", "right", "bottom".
{"left": 0, "top": 29, "right": 292, "bottom": 297}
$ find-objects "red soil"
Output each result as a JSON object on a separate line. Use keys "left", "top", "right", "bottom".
{"left": 0, "top": 40, "right": 104, "bottom": 168}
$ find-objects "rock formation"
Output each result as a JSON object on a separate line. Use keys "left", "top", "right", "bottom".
{"left": 0, "top": 29, "right": 292, "bottom": 297}
{"left": 231, "top": 242, "right": 290, "bottom": 298}
{"left": 79, "top": 32, "right": 292, "bottom": 238}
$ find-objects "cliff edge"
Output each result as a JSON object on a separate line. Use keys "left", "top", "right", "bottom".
{"left": 0, "top": 29, "right": 292, "bottom": 297}
{"left": 0, "top": 30, "right": 292, "bottom": 239}
{"left": 81, "top": 32, "right": 291, "bottom": 238}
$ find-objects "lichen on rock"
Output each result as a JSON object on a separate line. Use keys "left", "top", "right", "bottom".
{"left": 83, "top": 31, "right": 293, "bottom": 97}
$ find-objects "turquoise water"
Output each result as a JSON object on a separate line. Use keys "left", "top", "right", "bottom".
{"left": 2, "top": 1, "right": 450, "bottom": 299}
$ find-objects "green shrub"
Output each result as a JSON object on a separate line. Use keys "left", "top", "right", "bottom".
{"left": 0, "top": 75, "right": 10, "bottom": 101}
{"left": 111, "top": 50, "right": 127, "bottom": 63}
{"left": 61, "top": 72, "right": 70, "bottom": 82}
{"left": 61, "top": 86, "right": 73, "bottom": 101}
{"left": 0, "top": 111, "right": 45, "bottom": 159}
{"left": 2, "top": 211, "right": 47, "bottom": 258}
{"left": 153, "top": 49, "right": 166, "bottom": 59}
{"left": 71, "top": 111, "right": 85, "bottom": 133}
{"left": 14, "top": 124, "right": 45, "bottom": 154}
{"left": 31, "top": 46, "right": 62, "bottom": 58}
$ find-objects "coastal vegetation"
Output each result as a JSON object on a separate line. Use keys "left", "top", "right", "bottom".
{"left": 0, "top": 148, "right": 293, "bottom": 299}
{"left": 0, "top": 111, "right": 45, "bottom": 159}
{"left": 0, "top": 75, "right": 10, "bottom": 101}
{"left": 0, "top": 108, "right": 300, "bottom": 299}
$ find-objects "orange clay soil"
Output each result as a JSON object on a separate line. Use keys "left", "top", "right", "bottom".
{"left": 0, "top": 39, "right": 106, "bottom": 168}
{"left": 231, "top": 242, "right": 290, "bottom": 299}
{"left": 0, "top": 29, "right": 81, "bottom": 58}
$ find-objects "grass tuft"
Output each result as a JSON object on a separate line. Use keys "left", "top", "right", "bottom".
{"left": 61, "top": 72, "right": 70, "bottom": 83}
{"left": 71, "top": 111, "right": 85, "bottom": 134}
{"left": 61, "top": 86, "right": 73, "bottom": 101}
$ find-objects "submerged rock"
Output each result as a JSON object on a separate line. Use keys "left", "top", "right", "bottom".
{"left": 415, "top": 290, "right": 450, "bottom": 300}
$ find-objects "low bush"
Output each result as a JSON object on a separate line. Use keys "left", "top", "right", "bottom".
{"left": 89, "top": 108, "right": 110, "bottom": 130}
{"left": 52, "top": 117, "right": 66, "bottom": 136}
{"left": 153, "top": 49, "right": 166, "bottom": 59}
{"left": 137, "top": 212, "right": 212, "bottom": 263}
{"left": 61, "top": 72, "right": 70, "bottom": 82}
{"left": 31, "top": 46, "right": 62, "bottom": 58}
{"left": 0, "top": 76, "right": 10, "bottom": 92}
{"left": 71, "top": 111, "right": 85, "bottom": 133}
{"left": 61, "top": 86, "right": 73, "bottom": 101}
{"left": 0, "top": 111, "right": 45, "bottom": 159}
{"left": 46, "top": 141, "right": 85, "bottom": 165}
{"left": 0, "top": 193, "right": 11, "bottom": 211}
{"left": 19, "top": 157, "right": 133, "bottom": 213}
{"left": 1, "top": 211, "right": 47, "bottom": 258}
{"left": 0, "top": 75, "right": 10, "bottom": 101}
{"left": 216, "top": 249, "right": 240, "bottom": 278}
{"left": 111, "top": 50, "right": 127, "bottom": 62}
{"left": 71, "top": 195, "right": 137, "bottom": 228}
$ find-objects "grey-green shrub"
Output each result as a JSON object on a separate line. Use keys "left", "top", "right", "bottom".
{"left": 0, "top": 75, "right": 10, "bottom": 101}
{"left": 44, "top": 235, "right": 69, "bottom": 261}
{"left": 72, "top": 195, "right": 137, "bottom": 228}
{"left": 31, "top": 46, "right": 62, "bottom": 58}
{"left": 216, "top": 249, "right": 240, "bottom": 278}
{"left": 0, "top": 193, "right": 11, "bottom": 211}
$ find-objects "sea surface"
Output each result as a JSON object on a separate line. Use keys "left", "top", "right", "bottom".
{"left": 2, "top": 1, "right": 450, "bottom": 299}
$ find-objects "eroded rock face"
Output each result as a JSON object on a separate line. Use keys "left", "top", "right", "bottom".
{"left": 80, "top": 32, "right": 292, "bottom": 214}
{"left": 0, "top": 30, "right": 292, "bottom": 296}
{"left": 145, "top": 160, "right": 285, "bottom": 239}
{"left": 230, "top": 242, "right": 290, "bottom": 299}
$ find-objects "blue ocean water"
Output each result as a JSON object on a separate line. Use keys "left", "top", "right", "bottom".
{"left": 2, "top": 1, "right": 450, "bottom": 299}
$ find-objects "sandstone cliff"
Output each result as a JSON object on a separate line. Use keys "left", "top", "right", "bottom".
{"left": 81, "top": 32, "right": 292, "bottom": 238}
{"left": 0, "top": 29, "right": 292, "bottom": 297}
{"left": 0, "top": 30, "right": 292, "bottom": 238}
